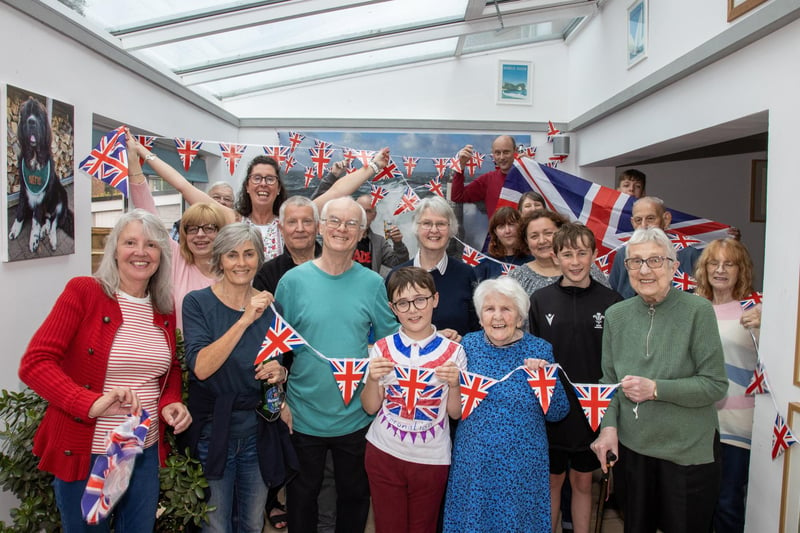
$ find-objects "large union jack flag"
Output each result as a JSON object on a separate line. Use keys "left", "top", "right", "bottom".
{"left": 79, "top": 127, "right": 129, "bottom": 196}
{"left": 523, "top": 364, "right": 560, "bottom": 414}
{"left": 772, "top": 413, "right": 798, "bottom": 460}
{"left": 174, "top": 138, "right": 203, "bottom": 171}
{"left": 745, "top": 361, "right": 769, "bottom": 395}
{"left": 219, "top": 143, "right": 246, "bottom": 176}
{"left": 497, "top": 158, "right": 730, "bottom": 258}
{"left": 329, "top": 358, "right": 370, "bottom": 406}
{"left": 458, "top": 370, "right": 498, "bottom": 420}
{"left": 255, "top": 313, "right": 305, "bottom": 366}
{"left": 394, "top": 187, "right": 420, "bottom": 216}
{"left": 573, "top": 383, "right": 618, "bottom": 431}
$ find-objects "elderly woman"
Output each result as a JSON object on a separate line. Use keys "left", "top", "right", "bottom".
{"left": 443, "top": 277, "right": 568, "bottom": 532}
{"left": 182, "top": 223, "right": 296, "bottom": 533}
{"left": 517, "top": 190, "right": 546, "bottom": 216}
{"left": 510, "top": 210, "right": 609, "bottom": 297}
{"left": 592, "top": 227, "right": 728, "bottom": 533}
{"left": 388, "top": 195, "right": 478, "bottom": 335}
{"left": 473, "top": 207, "right": 533, "bottom": 281}
{"left": 695, "top": 239, "right": 761, "bottom": 533}
{"left": 19, "top": 210, "right": 191, "bottom": 531}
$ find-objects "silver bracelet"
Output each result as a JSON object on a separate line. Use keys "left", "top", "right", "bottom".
{"left": 144, "top": 153, "right": 157, "bottom": 162}
{"left": 368, "top": 161, "right": 380, "bottom": 174}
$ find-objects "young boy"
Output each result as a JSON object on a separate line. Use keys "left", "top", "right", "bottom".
{"left": 617, "top": 169, "right": 646, "bottom": 198}
{"left": 362, "top": 266, "right": 466, "bottom": 533}
{"left": 528, "top": 223, "right": 623, "bottom": 533}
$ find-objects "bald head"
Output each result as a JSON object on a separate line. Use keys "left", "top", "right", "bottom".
{"left": 491, "top": 135, "right": 517, "bottom": 173}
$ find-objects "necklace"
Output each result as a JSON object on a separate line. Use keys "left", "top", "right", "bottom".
{"left": 215, "top": 284, "right": 251, "bottom": 311}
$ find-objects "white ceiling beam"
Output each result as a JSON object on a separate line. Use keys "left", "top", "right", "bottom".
{"left": 117, "top": 0, "right": 390, "bottom": 51}
{"left": 180, "top": 2, "right": 596, "bottom": 86}
{"left": 464, "top": 0, "right": 488, "bottom": 20}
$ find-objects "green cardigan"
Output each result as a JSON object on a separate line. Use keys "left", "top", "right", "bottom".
{"left": 600, "top": 288, "right": 728, "bottom": 465}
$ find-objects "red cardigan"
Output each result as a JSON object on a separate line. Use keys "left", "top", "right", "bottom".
{"left": 18, "top": 277, "right": 182, "bottom": 482}
{"left": 449, "top": 168, "right": 507, "bottom": 219}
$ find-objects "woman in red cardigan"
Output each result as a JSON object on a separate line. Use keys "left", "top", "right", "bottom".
{"left": 18, "top": 209, "right": 191, "bottom": 532}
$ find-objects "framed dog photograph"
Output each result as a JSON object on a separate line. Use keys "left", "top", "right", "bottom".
{"left": 4, "top": 85, "right": 75, "bottom": 262}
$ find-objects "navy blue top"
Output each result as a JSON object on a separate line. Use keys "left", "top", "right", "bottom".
{"left": 473, "top": 254, "right": 534, "bottom": 282}
{"left": 609, "top": 244, "right": 701, "bottom": 299}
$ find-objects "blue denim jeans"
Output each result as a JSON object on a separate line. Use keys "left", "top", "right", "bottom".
{"left": 196, "top": 434, "right": 268, "bottom": 533}
{"left": 52, "top": 444, "right": 160, "bottom": 533}
{"left": 713, "top": 443, "right": 750, "bottom": 533}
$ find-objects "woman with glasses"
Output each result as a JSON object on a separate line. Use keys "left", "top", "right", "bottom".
{"left": 695, "top": 239, "right": 761, "bottom": 533}
{"left": 128, "top": 132, "right": 390, "bottom": 261}
{"left": 182, "top": 223, "right": 297, "bottom": 533}
{"left": 591, "top": 227, "right": 728, "bottom": 533}
{"left": 387, "top": 196, "right": 479, "bottom": 336}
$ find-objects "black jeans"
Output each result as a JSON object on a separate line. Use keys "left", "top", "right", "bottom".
{"left": 286, "top": 426, "right": 370, "bottom": 533}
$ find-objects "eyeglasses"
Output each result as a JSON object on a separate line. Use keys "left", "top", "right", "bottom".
{"left": 249, "top": 174, "right": 278, "bottom": 186}
{"left": 322, "top": 217, "right": 362, "bottom": 231}
{"left": 707, "top": 260, "right": 737, "bottom": 270}
{"left": 184, "top": 224, "right": 219, "bottom": 235}
{"left": 392, "top": 295, "right": 434, "bottom": 313}
{"left": 419, "top": 221, "right": 449, "bottom": 231}
{"left": 624, "top": 256, "right": 673, "bottom": 270}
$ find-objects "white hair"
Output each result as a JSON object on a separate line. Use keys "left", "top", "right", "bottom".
{"left": 473, "top": 276, "right": 530, "bottom": 318}
{"left": 626, "top": 227, "right": 676, "bottom": 261}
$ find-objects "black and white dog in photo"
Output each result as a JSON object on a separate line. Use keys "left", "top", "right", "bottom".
{"left": 9, "top": 97, "right": 74, "bottom": 252}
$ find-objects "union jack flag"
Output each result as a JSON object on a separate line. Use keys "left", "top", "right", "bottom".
{"left": 523, "top": 364, "right": 559, "bottom": 414}
{"left": 402, "top": 156, "right": 419, "bottom": 178}
{"left": 174, "top": 138, "right": 203, "bottom": 171}
{"left": 573, "top": 383, "right": 618, "bottom": 431}
{"left": 309, "top": 146, "right": 334, "bottom": 178}
{"left": 369, "top": 184, "right": 388, "bottom": 208}
{"left": 462, "top": 245, "right": 487, "bottom": 266}
{"left": 474, "top": 152, "right": 486, "bottom": 169}
{"left": 463, "top": 156, "right": 479, "bottom": 177}
{"left": 448, "top": 156, "right": 462, "bottom": 174}
{"left": 745, "top": 361, "right": 769, "bottom": 395}
{"left": 432, "top": 158, "right": 449, "bottom": 179}
{"left": 496, "top": 158, "right": 730, "bottom": 258}
{"left": 353, "top": 149, "right": 375, "bottom": 166}
{"left": 373, "top": 160, "right": 403, "bottom": 182}
{"left": 458, "top": 370, "right": 498, "bottom": 420}
{"left": 303, "top": 166, "right": 316, "bottom": 189}
{"left": 385, "top": 380, "right": 442, "bottom": 422}
{"left": 740, "top": 291, "right": 763, "bottom": 311}
{"left": 546, "top": 120, "right": 561, "bottom": 142}
{"left": 254, "top": 313, "right": 305, "bottom": 366}
{"left": 135, "top": 135, "right": 155, "bottom": 166}
{"left": 500, "top": 263, "right": 517, "bottom": 276}
{"left": 594, "top": 252, "right": 612, "bottom": 276}
{"left": 425, "top": 177, "right": 444, "bottom": 198}
{"left": 284, "top": 154, "right": 298, "bottom": 172}
{"left": 520, "top": 146, "right": 537, "bottom": 158}
{"left": 286, "top": 131, "right": 305, "bottom": 153}
{"left": 394, "top": 187, "right": 420, "bottom": 216}
{"left": 672, "top": 270, "right": 697, "bottom": 291}
{"left": 546, "top": 161, "right": 559, "bottom": 169}
{"left": 772, "top": 413, "right": 798, "bottom": 460}
{"left": 668, "top": 232, "right": 702, "bottom": 251}
{"left": 79, "top": 127, "right": 129, "bottom": 196}
{"left": 328, "top": 358, "right": 370, "bottom": 406}
{"left": 313, "top": 139, "right": 330, "bottom": 150}
{"left": 393, "top": 366, "right": 436, "bottom": 415}
{"left": 342, "top": 148, "right": 358, "bottom": 167}
{"left": 549, "top": 154, "right": 568, "bottom": 164}
{"left": 219, "top": 143, "right": 246, "bottom": 176}
{"left": 263, "top": 145, "right": 289, "bottom": 167}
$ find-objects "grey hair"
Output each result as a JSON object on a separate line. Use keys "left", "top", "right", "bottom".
{"left": 210, "top": 223, "right": 265, "bottom": 276}
{"left": 94, "top": 209, "right": 173, "bottom": 313}
{"left": 207, "top": 181, "right": 234, "bottom": 193}
{"left": 632, "top": 196, "right": 666, "bottom": 213}
{"left": 413, "top": 196, "right": 459, "bottom": 236}
{"left": 626, "top": 227, "right": 676, "bottom": 261}
{"left": 473, "top": 276, "right": 530, "bottom": 319}
{"left": 320, "top": 197, "right": 367, "bottom": 228}
{"left": 279, "top": 195, "right": 319, "bottom": 224}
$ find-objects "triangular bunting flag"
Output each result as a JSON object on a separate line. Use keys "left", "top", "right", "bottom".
{"left": 448, "top": 156, "right": 462, "bottom": 174}
{"left": 402, "top": 156, "right": 419, "bottom": 178}
{"left": 744, "top": 362, "right": 769, "bottom": 395}
{"left": 393, "top": 366, "right": 436, "bottom": 416}
{"left": 79, "top": 127, "right": 129, "bottom": 196}
{"left": 135, "top": 135, "right": 155, "bottom": 166}
{"left": 393, "top": 187, "right": 420, "bottom": 216}
{"left": 523, "top": 364, "right": 559, "bottom": 414}
{"left": 219, "top": 143, "right": 246, "bottom": 176}
{"left": 286, "top": 131, "right": 305, "bottom": 153}
{"left": 740, "top": 291, "right": 763, "bottom": 311}
{"left": 263, "top": 145, "right": 289, "bottom": 167}
{"left": 432, "top": 158, "right": 449, "bottom": 179}
{"left": 284, "top": 154, "right": 297, "bottom": 172}
{"left": 303, "top": 166, "right": 316, "bottom": 189}
{"left": 308, "top": 146, "right": 334, "bottom": 178}
{"left": 672, "top": 270, "right": 697, "bottom": 291}
{"left": 546, "top": 120, "right": 560, "bottom": 142}
{"left": 369, "top": 184, "right": 388, "bottom": 208}
{"left": 501, "top": 263, "right": 517, "bottom": 276}
{"left": 461, "top": 245, "right": 487, "bottom": 266}
{"left": 328, "top": 358, "right": 370, "bottom": 406}
{"left": 255, "top": 314, "right": 305, "bottom": 366}
{"left": 425, "top": 177, "right": 444, "bottom": 198}
{"left": 174, "top": 138, "right": 202, "bottom": 171}
{"left": 573, "top": 383, "right": 618, "bottom": 431}
{"left": 353, "top": 149, "right": 375, "bottom": 167}
{"left": 458, "top": 370, "right": 498, "bottom": 420}
{"left": 372, "top": 159, "right": 402, "bottom": 181}
{"left": 772, "top": 413, "right": 798, "bottom": 460}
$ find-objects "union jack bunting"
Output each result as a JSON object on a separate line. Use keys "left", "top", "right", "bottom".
{"left": 594, "top": 252, "right": 612, "bottom": 276}
{"left": 740, "top": 291, "right": 764, "bottom": 311}
{"left": 425, "top": 177, "right": 444, "bottom": 198}
{"left": 393, "top": 366, "right": 437, "bottom": 416}
{"left": 329, "top": 358, "right": 370, "bottom": 406}
{"left": 573, "top": 383, "right": 618, "bottom": 431}
{"left": 373, "top": 160, "right": 403, "bottom": 182}
{"left": 474, "top": 152, "right": 485, "bottom": 169}
{"left": 394, "top": 187, "right": 421, "bottom": 216}
{"left": 284, "top": 154, "right": 298, "bottom": 172}
{"left": 263, "top": 145, "right": 289, "bottom": 167}
{"left": 174, "top": 138, "right": 203, "bottom": 171}
{"left": 353, "top": 149, "right": 375, "bottom": 166}
{"left": 772, "top": 413, "right": 798, "bottom": 460}
{"left": 308, "top": 146, "right": 334, "bottom": 178}
{"left": 432, "top": 158, "right": 449, "bottom": 179}
{"left": 745, "top": 362, "right": 769, "bottom": 395}
{"left": 549, "top": 154, "right": 568, "bottom": 164}
{"left": 303, "top": 166, "right": 316, "bottom": 189}
{"left": 496, "top": 158, "right": 730, "bottom": 258}
{"left": 458, "top": 370, "right": 498, "bottom": 420}
{"left": 369, "top": 184, "right": 388, "bottom": 208}
{"left": 81, "top": 410, "right": 151, "bottom": 524}
{"left": 135, "top": 135, "right": 155, "bottom": 166}
{"left": 546, "top": 161, "right": 559, "bottom": 169}
{"left": 219, "top": 143, "right": 246, "bottom": 176}
{"left": 501, "top": 263, "right": 517, "bottom": 276}
{"left": 79, "top": 127, "right": 129, "bottom": 196}
{"left": 523, "top": 364, "right": 560, "bottom": 414}
{"left": 462, "top": 245, "right": 487, "bottom": 266}
{"left": 463, "top": 156, "right": 479, "bottom": 177}
{"left": 342, "top": 149, "right": 358, "bottom": 167}
{"left": 668, "top": 232, "right": 702, "bottom": 251}
{"left": 546, "top": 120, "right": 561, "bottom": 142}
{"left": 286, "top": 131, "right": 305, "bottom": 153}
{"left": 672, "top": 270, "right": 697, "bottom": 291}
{"left": 448, "top": 156, "right": 462, "bottom": 174}
{"left": 520, "top": 146, "right": 537, "bottom": 158}
{"left": 255, "top": 313, "right": 305, "bottom": 366}
{"left": 402, "top": 156, "right": 419, "bottom": 178}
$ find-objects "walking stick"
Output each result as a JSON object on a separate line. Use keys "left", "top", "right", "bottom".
{"left": 594, "top": 450, "right": 617, "bottom": 533}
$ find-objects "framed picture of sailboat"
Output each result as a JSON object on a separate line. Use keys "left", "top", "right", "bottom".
{"left": 627, "top": 0, "right": 648, "bottom": 68}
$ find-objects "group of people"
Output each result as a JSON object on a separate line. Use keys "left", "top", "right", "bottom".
{"left": 16, "top": 133, "right": 761, "bottom": 533}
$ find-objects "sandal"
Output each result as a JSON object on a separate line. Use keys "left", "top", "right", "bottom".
{"left": 268, "top": 502, "right": 288, "bottom": 530}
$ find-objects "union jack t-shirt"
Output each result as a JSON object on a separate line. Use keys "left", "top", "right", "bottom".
{"left": 365, "top": 328, "right": 466, "bottom": 465}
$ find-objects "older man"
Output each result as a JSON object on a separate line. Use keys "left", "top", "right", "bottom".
{"left": 609, "top": 196, "right": 702, "bottom": 299}
{"left": 451, "top": 134, "right": 517, "bottom": 220}
{"left": 276, "top": 197, "right": 398, "bottom": 533}
{"left": 353, "top": 194, "right": 408, "bottom": 276}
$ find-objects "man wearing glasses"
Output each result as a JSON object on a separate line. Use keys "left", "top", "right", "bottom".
{"left": 275, "top": 197, "right": 398, "bottom": 533}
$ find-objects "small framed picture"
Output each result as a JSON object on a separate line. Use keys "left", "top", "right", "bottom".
{"left": 497, "top": 61, "right": 533, "bottom": 105}
{"left": 750, "top": 159, "right": 767, "bottom": 222}
{"left": 627, "top": 0, "right": 648, "bottom": 68}
{"left": 728, "top": 0, "right": 769, "bottom": 22}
